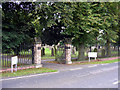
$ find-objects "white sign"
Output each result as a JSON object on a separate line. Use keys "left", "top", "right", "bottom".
{"left": 88, "top": 52, "right": 97, "bottom": 62}
{"left": 11, "top": 56, "right": 18, "bottom": 65}
{"left": 11, "top": 56, "right": 18, "bottom": 73}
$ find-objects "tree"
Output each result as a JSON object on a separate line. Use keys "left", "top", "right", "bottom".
{"left": 36, "top": 2, "right": 73, "bottom": 60}
{"left": 42, "top": 19, "right": 72, "bottom": 60}
{"left": 2, "top": 2, "right": 36, "bottom": 53}
{"left": 99, "top": 2, "right": 118, "bottom": 57}
{"left": 63, "top": 2, "right": 103, "bottom": 60}
{"left": 0, "top": 3, "right": 2, "bottom": 51}
{"left": 68, "top": 2, "right": 118, "bottom": 59}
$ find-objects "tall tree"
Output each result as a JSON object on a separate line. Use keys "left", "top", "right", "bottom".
{"left": 63, "top": 2, "right": 103, "bottom": 60}
{"left": 100, "top": 2, "right": 118, "bottom": 57}
{"left": 2, "top": 2, "right": 36, "bottom": 53}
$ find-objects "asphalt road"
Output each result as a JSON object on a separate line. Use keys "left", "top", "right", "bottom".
{"left": 1, "top": 62, "right": 119, "bottom": 88}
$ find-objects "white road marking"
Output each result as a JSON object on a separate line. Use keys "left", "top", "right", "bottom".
{"left": 89, "top": 66, "right": 118, "bottom": 75}
{"left": 89, "top": 70, "right": 102, "bottom": 74}
{"left": 113, "top": 81, "right": 120, "bottom": 85}
{"left": 70, "top": 68, "right": 82, "bottom": 71}
{"left": 1, "top": 71, "right": 59, "bottom": 81}
{"left": 78, "top": 73, "right": 90, "bottom": 77}
{"left": 101, "top": 63, "right": 109, "bottom": 65}
{"left": 72, "top": 65, "right": 118, "bottom": 78}
{"left": 102, "top": 66, "right": 118, "bottom": 71}
{"left": 88, "top": 65, "right": 97, "bottom": 68}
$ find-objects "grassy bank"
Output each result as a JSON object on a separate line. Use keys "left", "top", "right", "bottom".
{"left": 73, "top": 59, "right": 119, "bottom": 65}
{"left": 2, "top": 67, "right": 58, "bottom": 78}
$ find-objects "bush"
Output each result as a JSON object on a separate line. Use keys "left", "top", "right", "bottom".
{"left": 93, "top": 48, "right": 97, "bottom": 52}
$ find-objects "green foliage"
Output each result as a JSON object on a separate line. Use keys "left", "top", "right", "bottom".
{"left": 62, "top": 3, "right": 104, "bottom": 46}
{"left": 99, "top": 3, "right": 118, "bottom": 42}
{"left": 2, "top": 2, "right": 119, "bottom": 56}
{"left": 2, "top": 2, "right": 36, "bottom": 53}
{"left": 2, "top": 68, "right": 57, "bottom": 78}
{"left": 93, "top": 48, "right": 97, "bottom": 52}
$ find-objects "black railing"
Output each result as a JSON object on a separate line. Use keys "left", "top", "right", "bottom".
{"left": 1, "top": 44, "right": 34, "bottom": 70}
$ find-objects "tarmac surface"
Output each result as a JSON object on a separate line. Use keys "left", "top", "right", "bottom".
{"left": 2, "top": 61, "right": 119, "bottom": 88}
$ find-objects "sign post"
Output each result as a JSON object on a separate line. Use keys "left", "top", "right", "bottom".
{"left": 88, "top": 52, "right": 97, "bottom": 62}
{"left": 11, "top": 56, "right": 18, "bottom": 73}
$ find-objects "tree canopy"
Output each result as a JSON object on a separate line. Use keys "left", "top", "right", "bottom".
{"left": 2, "top": 2, "right": 119, "bottom": 58}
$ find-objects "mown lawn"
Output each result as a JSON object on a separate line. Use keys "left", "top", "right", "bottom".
{"left": 41, "top": 48, "right": 78, "bottom": 59}
{"left": 2, "top": 67, "right": 58, "bottom": 78}
{"left": 73, "top": 59, "right": 119, "bottom": 65}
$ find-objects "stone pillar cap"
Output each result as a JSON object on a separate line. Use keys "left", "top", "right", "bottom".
{"left": 35, "top": 37, "right": 42, "bottom": 44}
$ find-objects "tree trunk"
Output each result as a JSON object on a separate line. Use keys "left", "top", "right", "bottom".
{"left": 106, "top": 39, "right": 111, "bottom": 57}
{"left": 101, "top": 48, "right": 105, "bottom": 57}
{"left": 89, "top": 46, "right": 92, "bottom": 52}
{"left": 118, "top": 45, "right": 120, "bottom": 57}
{"left": 14, "top": 47, "right": 20, "bottom": 55}
{"left": 43, "top": 47, "right": 45, "bottom": 55}
{"left": 114, "top": 45, "right": 116, "bottom": 50}
{"left": 32, "top": 45, "right": 34, "bottom": 64}
{"left": 51, "top": 48, "right": 54, "bottom": 56}
{"left": 41, "top": 47, "right": 45, "bottom": 57}
{"left": 72, "top": 47, "right": 75, "bottom": 55}
{"left": 14, "top": 50, "right": 19, "bottom": 55}
{"left": 98, "top": 45, "right": 100, "bottom": 49}
{"left": 54, "top": 45, "right": 57, "bottom": 61}
{"left": 78, "top": 43, "right": 85, "bottom": 60}
{"left": 96, "top": 37, "right": 98, "bottom": 48}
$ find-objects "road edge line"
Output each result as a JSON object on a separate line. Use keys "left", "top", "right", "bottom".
{"left": 1, "top": 71, "right": 59, "bottom": 81}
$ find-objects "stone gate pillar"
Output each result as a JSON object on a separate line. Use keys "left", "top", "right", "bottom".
{"left": 65, "top": 43, "right": 72, "bottom": 64}
{"left": 34, "top": 37, "right": 42, "bottom": 68}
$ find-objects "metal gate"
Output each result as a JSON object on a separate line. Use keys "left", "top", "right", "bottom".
{"left": 1, "top": 44, "right": 34, "bottom": 69}
{"left": 56, "top": 45, "right": 66, "bottom": 64}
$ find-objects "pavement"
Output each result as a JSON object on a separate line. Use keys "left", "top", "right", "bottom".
{"left": 1, "top": 56, "right": 119, "bottom": 72}
{"left": 1, "top": 61, "right": 119, "bottom": 88}
{"left": 41, "top": 57, "right": 119, "bottom": 71}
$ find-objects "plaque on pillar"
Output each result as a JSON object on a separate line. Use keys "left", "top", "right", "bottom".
{"left": 38, "top": 47, "right": 41, "bottom": 50}
{"left": 65, "top": 46, "right": 70, "bottom": 49}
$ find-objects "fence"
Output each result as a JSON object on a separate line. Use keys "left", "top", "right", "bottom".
{"left": 1, "top": 44, "right": 119, "bottom": 70}
{"left": 71, "top": 46, "right": 119, "bottom": 60}
{"left": 97, "top": 48, "right": 118, "bottom": 58}
{"left": 1, "top": 44, "right": 34, "bottom": 70}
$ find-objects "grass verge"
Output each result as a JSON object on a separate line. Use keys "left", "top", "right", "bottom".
{"left": 45, "top": 61, "right": 59, "bottom": 64}
{"left": 2, "top": 67, "right": 58, "bottom": 78}
{"left": 73, "top": 59, "right": 119, "bottom": 65}
{"left": 41, "top": 56, "right": 55, "bottom": 60}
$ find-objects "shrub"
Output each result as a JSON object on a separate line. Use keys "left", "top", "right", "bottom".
{"left": 93, "top": 48, "right": 97, "bottom": 52}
